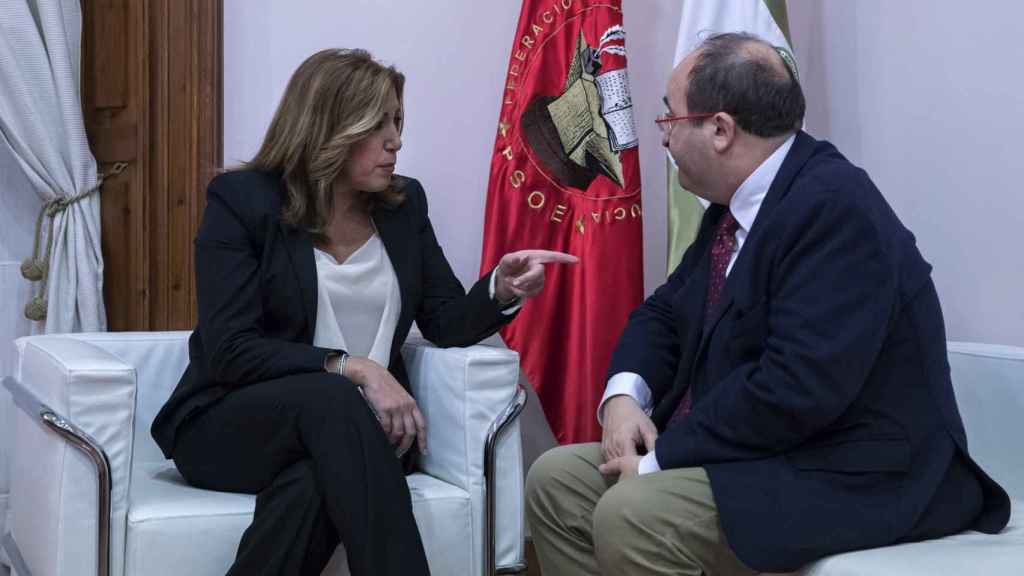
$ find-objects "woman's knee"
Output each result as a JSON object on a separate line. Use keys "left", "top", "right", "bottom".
{"left": 285, "top": 372, "right": 368, "bottom": 416}
{"left": 284, "top": 374, "right": 390, "bottom": 456}
{"left": 274, "top": 459, "right": 320, "bottom": 496}
{"left": 253, "top": 459, "right": 324, "bottom": 513}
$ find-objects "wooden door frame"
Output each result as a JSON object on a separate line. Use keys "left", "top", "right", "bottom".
{"left": 82, "top": 0, "right": 223, "bottom": 331}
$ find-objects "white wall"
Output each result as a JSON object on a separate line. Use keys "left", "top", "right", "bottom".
{"left": 223, "top": 1, "right": 1024, "bottom": 347}
{"left": 223, "top": 0, "right": 682, "bottom": 298}
{"left": 788, "top": 0, "right": 1024, "bottom": 346}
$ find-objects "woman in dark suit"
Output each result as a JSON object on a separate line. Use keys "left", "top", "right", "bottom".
{"left": 150, "top": 48, "right": 575, "bottom": 576}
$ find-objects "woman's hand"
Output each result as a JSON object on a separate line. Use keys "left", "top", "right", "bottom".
{"left": 344, "top": 356, "right": 426, "bottom": 456}
{"left": 494, "top": 250, "right": 578, "bottom": 302}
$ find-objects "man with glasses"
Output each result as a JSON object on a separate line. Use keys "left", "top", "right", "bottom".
{"left": 525, "top": 32, "right": 1009, "bottom": 576}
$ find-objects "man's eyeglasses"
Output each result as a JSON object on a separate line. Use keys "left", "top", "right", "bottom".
{"left": 655, "top": 112, "right": 716, "bottom": 134}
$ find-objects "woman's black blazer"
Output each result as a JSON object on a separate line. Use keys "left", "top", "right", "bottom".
{"left": 152, "top": 170, "right": 515, "bottom": 458}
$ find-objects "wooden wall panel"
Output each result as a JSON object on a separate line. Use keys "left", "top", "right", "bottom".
{"left": 82, "top": 0, "right": 222, "bottom": 331}
{"left": 83, "top": 0, "right": 147, "bottom": 331}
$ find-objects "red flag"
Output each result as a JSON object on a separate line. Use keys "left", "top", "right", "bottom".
{"left": 481, "top": 0, "right": 643, "bottom": 444}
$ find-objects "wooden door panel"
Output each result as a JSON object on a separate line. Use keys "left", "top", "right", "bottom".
{"left": 82, "top": 0, "right": 222, "bottom": 331}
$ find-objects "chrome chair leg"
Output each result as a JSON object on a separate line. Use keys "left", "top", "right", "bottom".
{"left": 3, "top": 376, "right": 111, "bottom": 576}
{"left": 483, "top": 384, "right": 529, "bottom": 576}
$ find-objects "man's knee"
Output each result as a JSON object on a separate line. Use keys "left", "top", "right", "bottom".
{"left": 526, "top": 445, "right": 568, "bottom": 522}
{"left": 527, "top": 445, "right": 571, "bottom": 494}
{"left": 527, "top": 445, "right": 594, "bottom": 499}
{"left": 592, "top": 471, "right": 728, "bottom": 574}
{"left": 592, "top": 481, "right": 649, "bottom": 551}
{"left": 594, "top": 481, "right": 692, "bottom": 571}
{"left": 526, "top": 443, "right": 599, "bottom": 522}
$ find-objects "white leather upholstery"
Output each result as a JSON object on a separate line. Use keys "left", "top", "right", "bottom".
{"left": 124, "top": 462, "right": 473, "bottom": 576}
{"left": 125, "top": 462, "right": 254, "bottom": 576}
{"left": 10, "top": 336, "right": 136, "bottom": 576}
{"left": 62, "top": 332, "right": 193, "bottom": 466}
{"left": 1, "top": 338, "right": 29, "bottom": 569}
{"left": 796, "top": 503, "right": 1024, "bottom": 575}
{"left": 6, "top": 331, "right": 524, "bottom": 576}
{"left": 947, "top": 342, "right": 1024, "bottom": 500}
{"left": 405, "top": 337, "right": 525, "bottom": 572}
{"left": 788, "top": 342, "right": 1024, "bottom": 575}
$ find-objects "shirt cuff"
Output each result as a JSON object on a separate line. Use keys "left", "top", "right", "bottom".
{"left": 489, "top": 267, "right": 522, "bottom": 315}
{"left": 638, "top": 451, "right": 662, "bottom": 475}
{"left": 597, "top": 372, "right": 653, "bottom": 425}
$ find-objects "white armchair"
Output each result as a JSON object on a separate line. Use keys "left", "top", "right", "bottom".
{"left": 2, "top": 331, "right": 526, "bottom": 576}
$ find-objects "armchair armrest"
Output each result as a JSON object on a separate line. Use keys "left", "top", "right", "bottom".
{"left": 4, "top": 335, "right": 137, "bottom": 576}
{"left": 403, "top": 339, "right": 526, "bottom": 575}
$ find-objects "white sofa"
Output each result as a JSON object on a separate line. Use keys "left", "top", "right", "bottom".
{"left": 1, "top": 331, "right": 526, "bottom": 576}
{"left": 789, "top": 342, "right": 1024, "bottom": 575}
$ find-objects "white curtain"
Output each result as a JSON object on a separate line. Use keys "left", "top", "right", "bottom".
{"left": 0, "top": 0, "right": 106, "bottom": 333}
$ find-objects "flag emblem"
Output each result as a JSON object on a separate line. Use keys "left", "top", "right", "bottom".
{"left": 482, "top": 0, "right": 644, "bottom": 444}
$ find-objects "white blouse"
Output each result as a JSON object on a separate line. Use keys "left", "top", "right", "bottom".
{"left": 312, "top": 232, "right": 401, "bottom": 368}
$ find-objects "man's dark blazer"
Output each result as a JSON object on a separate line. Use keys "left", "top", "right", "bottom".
{"left": 607, "top": 131, "right": 1010, "bottom": 572}
{"left": 152, "top": 170, "right": 514, "bottom": 459}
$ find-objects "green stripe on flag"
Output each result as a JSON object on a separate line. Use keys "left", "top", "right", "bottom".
{"left": 764, "top": 0, "right": 792, "bottom": 46}
{"left": 666, "top": 158, "right": 704, "bottom": 273}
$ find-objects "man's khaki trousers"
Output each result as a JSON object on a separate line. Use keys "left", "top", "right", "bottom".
{"left": 525, "top": 443, "right": 756, "bottom": 576}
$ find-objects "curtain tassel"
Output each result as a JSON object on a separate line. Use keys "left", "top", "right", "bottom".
{"left": 21, "top": 161, "right": 130, "bottom": 322}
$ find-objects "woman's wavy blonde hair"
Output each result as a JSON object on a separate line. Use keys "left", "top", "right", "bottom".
{"left": 246, "top": 48, "right": 406, "bottom": 238}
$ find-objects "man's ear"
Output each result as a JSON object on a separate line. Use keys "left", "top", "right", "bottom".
{"left": 711, "top": 112, "right": 736, "bottom": 153}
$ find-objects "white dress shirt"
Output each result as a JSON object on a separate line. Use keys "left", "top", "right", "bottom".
{"left": 599, "top": 134, "right": 796, "bottom": 475}
{"left": 490, "top": 264, "right": 523, "bottom": 316}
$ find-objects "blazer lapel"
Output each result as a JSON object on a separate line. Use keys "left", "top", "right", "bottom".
{"left": 666, "top": 205, "right": 719, "bottom": 387}
{"left": 674, "top": 247, "right": 711, "bottom": 367}
{"left": 279, "top": 222, "right": 318, "bottom": 341}
{"left": 742, "top": 130, "right": 818, "bottom": 244}
{"left": 372, "top": 205, "right": 413, "bottom": 325}
{"left": 694, "top": 131, "right": 819, "bottom": 356}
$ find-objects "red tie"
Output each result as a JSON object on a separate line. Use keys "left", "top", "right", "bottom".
{"left": 670, "top": 211, "right": 739, "bottom": 423}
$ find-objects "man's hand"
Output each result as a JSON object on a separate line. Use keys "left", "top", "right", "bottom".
{"left": 601, "top": 395, "right": 658, "bottom": 461}
{"left": 598, "top": 454, "right": 642, "bottom": 480}
{"left": 494, "top": 249, "right": 578, "bottom": 302}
